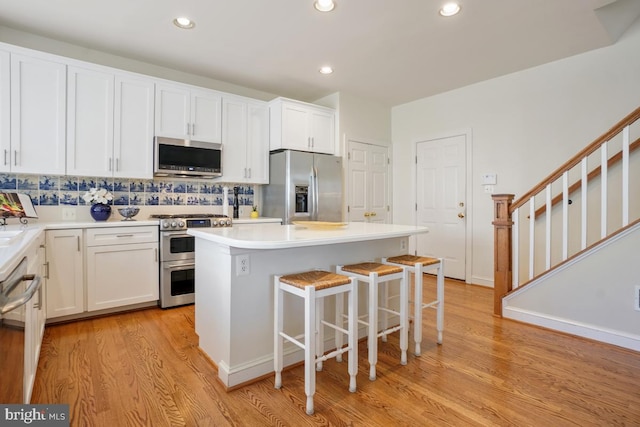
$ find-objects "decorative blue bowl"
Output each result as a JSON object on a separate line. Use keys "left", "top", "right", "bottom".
{"left": 117, "top": 206, "right": 140, "bottom": 221}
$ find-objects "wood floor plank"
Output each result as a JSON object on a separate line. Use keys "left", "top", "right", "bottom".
{"left": 32, "top": 278, "right": 640, "bottom": 426}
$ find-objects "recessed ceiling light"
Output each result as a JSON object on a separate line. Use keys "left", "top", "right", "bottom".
{"left": 439, "top": 2, "right": 461, "bottom": 17}
{"left": 314, "top": 0, "right": 335, "bottom": 12}
{"left": 319, "top": 66, "right": 334, "bottom": 75}
{"left": 173, "top": 17, "right": 195, "bottom": 29}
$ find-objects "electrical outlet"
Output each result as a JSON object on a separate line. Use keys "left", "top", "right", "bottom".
{"left": 400, "top": 239, "right": 407, "bottom": 250}
{"left": 635, "top": 285, "right": 640, "bottom": 311}
{"left": 236, "top": 254, "right": 250, "bottom": 276}
{"left": 62, "top": 208, "right": 76, "bottom": 221}
{"left": 484, "top": 185, "right": 495, "bottom": 193}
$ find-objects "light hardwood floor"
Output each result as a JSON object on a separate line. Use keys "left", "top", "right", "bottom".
{"left": 32, "top": 277, "right": 640, "bottom": 426}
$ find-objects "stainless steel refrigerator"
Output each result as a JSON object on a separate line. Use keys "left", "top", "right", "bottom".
{"left": 262, "top": 150, "right": 343, "bottom": 224}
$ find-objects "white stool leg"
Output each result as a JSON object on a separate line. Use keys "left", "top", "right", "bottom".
{"left": 274, "top": 276, "right": 283, "bottom": 389}
{"left": 347, "top": 278, "right": 357, "bottom": 392}
{"left": 399, "top": 268, "right": 409, "bottom": 365}
{"left": 316, "top": 296, "right": 324, "bottom": 371}
{"left": 414, "top": 263, "right": 423, "bottom": 356}
{"left": 304, "top": 286, "right": 316, "bottom": 415}
{"left": 335, "top": 292, "right": 344, "bottom": 362}
{"left": 436, "top": 261, "right": 444, "bottom": 344}
{"left": 368, "top": 272, "right": 379, "bottom": 381}
{"left": 380, "top": 281, "right": 389, "bottom": 342}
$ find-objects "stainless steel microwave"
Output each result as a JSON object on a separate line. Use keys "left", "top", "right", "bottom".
{"left": 154, "top": 136, "right": 222, "bottom": 178}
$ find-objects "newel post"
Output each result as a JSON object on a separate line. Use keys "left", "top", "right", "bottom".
{"left": 492, "top": 194, "right": 514, "bottom": 317}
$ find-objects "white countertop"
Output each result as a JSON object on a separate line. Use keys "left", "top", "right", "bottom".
{"left": 188, "top": 222, "right": 428, "bottom": 249}
{"left": 232, "top": 217, "right": 282, "bottom": 225}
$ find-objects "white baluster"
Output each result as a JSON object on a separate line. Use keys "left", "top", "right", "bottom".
{"left": 601, "top": 141, "right": 608, "bottom": 239}
{"left": 581, "top": 157, "right": 588, "bottom": 250}
{"left": 562, "top": 171, "right": 568, "bottom": 261}
{"left": 622, "top": 125, "right": 629, "bottom": 227}
{"left": 513, "top": 207, "right": 519, "bottom": 289}
{"left": 545, "top": 185, "right": 551, "bottom": 270}
{"left": 529, "top": 196, "right": 535, "bottom": 280}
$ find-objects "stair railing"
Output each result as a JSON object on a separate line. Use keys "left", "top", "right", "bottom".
{"left": 492, "top": 106, "right": 640, "bottom": 316}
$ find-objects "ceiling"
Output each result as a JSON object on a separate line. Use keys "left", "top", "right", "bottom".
{"left": 0, "top": 0, "right": 639, "bottom": 107}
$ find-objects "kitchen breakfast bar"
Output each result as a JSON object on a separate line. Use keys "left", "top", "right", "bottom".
{"left": 188, "top": 222, "right": 428, "bottom": 388}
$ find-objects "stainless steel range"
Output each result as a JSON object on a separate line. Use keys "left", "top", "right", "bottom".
{"left": 150, "top": 213, "right": 232, "bottom": 308}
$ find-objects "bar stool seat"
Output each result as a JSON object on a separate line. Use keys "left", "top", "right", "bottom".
{"left": 336, "top": 262, "right": 408, "bottom": 381}
{"left": 274, "top": 270, "right": 357, "bottom": 415}
{"left": 383, "top": 255, "right": 444, "bottom": 356}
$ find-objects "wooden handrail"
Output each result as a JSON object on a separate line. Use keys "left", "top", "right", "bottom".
{"left": 533, "top": 137, "right": 640, "bottom": 219}
{"left": 511, "top": 106, "right": 640, "bottom": 212}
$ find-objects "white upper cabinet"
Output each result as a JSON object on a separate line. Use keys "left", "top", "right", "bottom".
{"left": 219, "top": 96, "right": 269, "bottom": 184}
{"left": 66, "top": 66, "right": 114, "bottom": 177}
{"left": 269, "top": 97, "right": 336, "bottom": 155}
{"left": 113, "top": 74, "right": 154, "bottom": 179}
{"left": 10, "top": 53, "right": 66, "bottom": 175}
{"left": 0, "top": 50, "right": 9, "bottom": 173}
{"left": 155, "top": 83, "right": 222, "bottom": 143}
{"left": 67, "top": 65, "right": 154, "bottom": 179}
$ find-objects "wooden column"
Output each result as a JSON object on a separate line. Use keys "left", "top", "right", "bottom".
{"left": 492, "top": 194, "right": 514, "bottom": 317}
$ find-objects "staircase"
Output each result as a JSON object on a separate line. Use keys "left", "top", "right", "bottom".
{"left": 492, "top": 106, "right": 640, "bottom": 351}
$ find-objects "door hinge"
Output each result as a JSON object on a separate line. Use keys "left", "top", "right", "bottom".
{"left": 415, "top": 156, "right": 417, "bottom": 164}
{"left": 415, "top": 203, "right": 418, "bottom": 211}
{"left": 387, "top": 205, "right": 390, "bottom": 211}
{"left": 347, "top": 206, "right": 350, "bottom": 213}
{"left": 387, "top": 158, "right": 390, "bottom": 165}
{"left": 347, "top": 152, "right": 351, "bottom": 160}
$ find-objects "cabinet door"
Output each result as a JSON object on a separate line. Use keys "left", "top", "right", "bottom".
{"left": 309, "top": 109, "right": 335, "bottom": 154}
{"left": 0, "top": 50, "right": 9, "bottom": 173}
{"left": 46, "top": 230, "right": 84, "bottom": 319}
{"left": 10, "top": 53, "right": 66, "bottom": 175}
{"left": 66, "top": 66, "right": 114, "bottom": 177}
{"left": 281, "top": 102, "right": 311, "bottom": 151}
{"left": 155, "top": 83, "right": 190, "bottom": 139}
{"left": 246, "top": 102, "right": 269, "bottom": 183}
{"left": 220, "top": 97, "right": 248, "bottom": 183}
{"left": 114, "top": 74, "right": 154, "bottom": 179}
{"left": 86, "top": 242, "right": 158, "bottom": 311}
{"left": 191, "top": 88, "right": 222, "bottom": 143}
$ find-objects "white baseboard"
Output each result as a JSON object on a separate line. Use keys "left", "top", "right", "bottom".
{"left": 470, "top": 275, "right": 493, "bottom": 287}
{"left": 503, "top": 306, "right": 640, "bottom": 352}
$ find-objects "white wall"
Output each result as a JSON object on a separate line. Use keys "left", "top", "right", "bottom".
{"left": 503, "top": 223, "right": 640, "bottom": 351}
{"left": 391, "top": 17, "right": 640, "bottom": 286}
{"left": 0, "top": 25, "right": 278, "bottom": 101}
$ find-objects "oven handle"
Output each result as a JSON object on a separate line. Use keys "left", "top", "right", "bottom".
{"left": 163, "top": 262, "right": 195, "bottom": 270}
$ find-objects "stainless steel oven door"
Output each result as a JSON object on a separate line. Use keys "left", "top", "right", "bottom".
{"left": 159, "top": 260, "right": 195, "bottom": 308}
{"left": 160, "top": 232, "right": 195, "bottom": 262}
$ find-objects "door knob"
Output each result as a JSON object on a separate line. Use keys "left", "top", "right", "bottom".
{"left": 370, "top": 212, "right": 377, "bottom": 217}
{"left": 364, "top": 212, "right": 371, "bottom": 217}
{"left": 458, "top": 212, "right": 465, "bottom": 219}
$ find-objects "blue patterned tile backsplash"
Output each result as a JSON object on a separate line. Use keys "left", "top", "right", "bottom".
{"left": 2, "top": 174, "right": 255, "bottom": 208}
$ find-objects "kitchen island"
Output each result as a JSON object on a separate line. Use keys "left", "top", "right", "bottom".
{"left": 188, "top": 222, "right": 428, "bottom": 388}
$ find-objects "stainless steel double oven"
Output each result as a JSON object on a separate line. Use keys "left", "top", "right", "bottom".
{"left": 151, "top": 214, "right": 232, "bottom": 308}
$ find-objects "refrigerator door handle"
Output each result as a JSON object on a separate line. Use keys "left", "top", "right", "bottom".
{"left": 310, "top": 166, "right": 319, "bottom": 220}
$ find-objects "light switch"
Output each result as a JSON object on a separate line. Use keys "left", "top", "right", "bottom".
{"left": 481, "top": 173, "right": 497, "bottom": 185}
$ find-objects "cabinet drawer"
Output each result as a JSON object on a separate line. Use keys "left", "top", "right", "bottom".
{"left": 86, "top": 226, "right": 158, "bottom": 246}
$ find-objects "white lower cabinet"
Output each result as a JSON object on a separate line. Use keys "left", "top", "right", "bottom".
{"left": 45, "top": 229, "right": 84, "bottom": 319}
{"left": 24, "top": 231, "right": 46, "bottom": 403}
{"left": 46, "top": 226, "right": 159, "bottom": 320}
{"left": 85, "top": 226, "right": 158, "bottom": 312}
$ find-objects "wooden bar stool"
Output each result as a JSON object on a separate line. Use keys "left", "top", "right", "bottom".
{"left": 336, "top": 262, "right": 408, "bottom": 381}
{"left": 382, "top": 255, "right": 444, "bottom": 355}
{"left": 274, "top": 270, "right": 357, "bottom": 415}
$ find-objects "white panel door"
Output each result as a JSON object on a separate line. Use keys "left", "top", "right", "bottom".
{"left": 416, "top": 134, "right": 466, "bottom": 280}
{"left": 347, "top": 140, "right": 389, "bottom": 223}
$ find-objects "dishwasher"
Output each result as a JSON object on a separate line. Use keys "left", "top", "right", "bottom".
{"left": 0, "top": 257, "right": 42, "bottom": 404}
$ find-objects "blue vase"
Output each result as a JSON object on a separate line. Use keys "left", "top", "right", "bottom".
{"left": 90, "top": 203, "right": 111, "bottom": 221}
